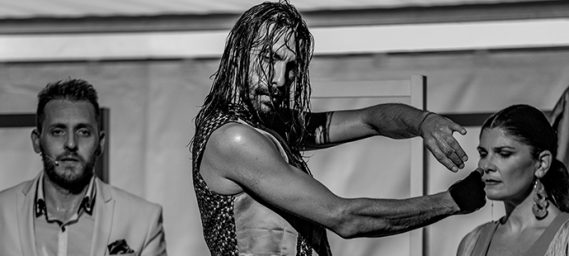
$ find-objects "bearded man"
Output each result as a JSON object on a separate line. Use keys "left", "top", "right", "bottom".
{"left": 0, "top": 79, "right": 167, "bottom": 256}
{"left": 191, "top": 1, "right": 486, "bottom": 255}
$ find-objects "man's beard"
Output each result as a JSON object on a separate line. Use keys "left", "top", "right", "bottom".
{"left": 42, "top": 151, "right": 96, "bottom": 194}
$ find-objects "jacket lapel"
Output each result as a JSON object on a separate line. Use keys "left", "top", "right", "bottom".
{"left": 17, "top": 175, "right": 40, "bottom": 256}
{"left": 89, "top": 178, "right": 115, "bottom": 256}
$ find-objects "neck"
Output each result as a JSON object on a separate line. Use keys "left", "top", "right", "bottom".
{"left": 502, "top": 190, "right": 560, "bottom": 231}
{"left": 42, "top": 175, "right": 90, "bottom": 219}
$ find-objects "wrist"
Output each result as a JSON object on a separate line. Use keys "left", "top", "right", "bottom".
{"left": 417, "top": 111, "right": 433, "bottom": 136}
{"left": 445, "top": 191, "right": 462, "bottom": 214}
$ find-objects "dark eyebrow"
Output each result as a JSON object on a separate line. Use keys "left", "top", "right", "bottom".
{"left": 47, "top": 123, "right": 95, "bottom": 130}
{"left": 48, "top": 124, "right": 66, "bottom": 129}
{"left": 75, "top": 123, "right": 96, "bottom": 130}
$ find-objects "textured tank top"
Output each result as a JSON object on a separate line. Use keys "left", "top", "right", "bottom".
{"left": 192, "top": 111, "right": 332, "bottom": 256}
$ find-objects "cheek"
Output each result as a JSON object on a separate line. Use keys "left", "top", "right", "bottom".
{"left": 79, "top": 140, "right": 99, "bottom": 155}
{"left": 501, "top": 158, "right": 535, "bottom": 189}
{"left": 41, "top": 138, "right": 62, "bottom": 152}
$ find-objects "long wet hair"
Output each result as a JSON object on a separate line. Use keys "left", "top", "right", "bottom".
{"left": 481, "top": 104, "right": 569, "bottom": 212}
{"left": 194, "top": 0, "right": 314, "bottom": 150}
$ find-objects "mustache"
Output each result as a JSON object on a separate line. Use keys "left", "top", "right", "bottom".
{"left": 254, "top": 87, "right": 285, "bottom": 99}
{"left": 56, "top": 152, "right": 85, "bottom": 162}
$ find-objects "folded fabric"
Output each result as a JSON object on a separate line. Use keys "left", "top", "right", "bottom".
{"left": 108, "top": 239, "right": 135, "bottom": 255}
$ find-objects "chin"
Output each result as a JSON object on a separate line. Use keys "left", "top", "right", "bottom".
{"left": 45, "top": 162, "right": 95, "bottom": 193}
{"left": 484, "top": 189, "right": 503, "bottom": 201}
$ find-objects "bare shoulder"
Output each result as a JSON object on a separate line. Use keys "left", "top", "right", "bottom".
{"left": 201, "top": 122, "right": 286, "bottom": 194}
{"left": 208, "top": 122, "right": 273, "bottom": 154}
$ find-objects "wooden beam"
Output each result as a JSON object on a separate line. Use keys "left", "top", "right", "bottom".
{"left": 444, "top": 110, "right": 552, "bottom": 127}
{"left": 2, "top": 18, "right": 569, "bottom": 61}
{"left": 0, "top": 1, "right": 568, "bottom": 34}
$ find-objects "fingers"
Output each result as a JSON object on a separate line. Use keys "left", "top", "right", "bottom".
{"left": 426, "top": 128, "right": 468, "bottom": 170}
{"left": 448, "top": 120, "right": 467, "bottom": 135}
{"left": 422, "top": 113, "right": 469, "bottom": 172}
{"left": 425, "top": 140, "right": 460, "bottom": 172}
{"left": 445, "top": 133, "right": 468, "bottom": 163}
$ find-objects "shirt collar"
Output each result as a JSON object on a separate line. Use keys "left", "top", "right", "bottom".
{"left": 35, "top": 173, "right": 97, "bottom": 218}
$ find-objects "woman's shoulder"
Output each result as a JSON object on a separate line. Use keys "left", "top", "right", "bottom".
{"left": 545, "top": 213, "right": 569, "bottom": 255}
{"left": 457, "top": 221, "right": 499, "bottom": 256}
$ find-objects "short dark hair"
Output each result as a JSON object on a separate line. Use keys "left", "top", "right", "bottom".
{"left": 36, "top": 78, "right": 100, "bottom": 132}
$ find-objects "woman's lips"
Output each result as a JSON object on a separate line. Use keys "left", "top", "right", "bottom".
{"left": 484, "top": 179, "right": 501, "bottom": 185}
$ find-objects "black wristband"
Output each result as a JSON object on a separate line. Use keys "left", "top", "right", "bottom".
{"left": 449, "top": 171, "right": 486, "bottom": 214}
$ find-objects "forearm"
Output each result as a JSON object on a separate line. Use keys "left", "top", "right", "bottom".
{"left": 362, "top": 103, "right": 427, "bottom": 139}
{"left": 333, "top": 191, "right": 459, "bottom": 238}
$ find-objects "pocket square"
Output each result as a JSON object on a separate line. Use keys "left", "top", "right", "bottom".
{"left": 108, "top": 239, "right": 135, "bottom": 255}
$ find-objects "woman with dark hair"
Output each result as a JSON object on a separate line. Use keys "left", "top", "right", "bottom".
{"left": 458, "top": 104, "right": 569, "bottom": 256}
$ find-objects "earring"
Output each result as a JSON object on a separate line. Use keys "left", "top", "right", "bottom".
{"left": 491, "top": 201, "right": 494, "bottom": 220}
{"left": 532, "top": 179, "right": 549, "bottom": 220}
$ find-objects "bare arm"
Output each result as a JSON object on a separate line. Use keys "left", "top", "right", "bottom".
{"left": 304, "top": 103, "right": 468, "bottom": 172}
{"left": 201, "top": 123, "right": 468, "bottom": 238}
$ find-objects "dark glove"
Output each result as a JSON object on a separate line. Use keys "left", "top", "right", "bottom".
{"left": 448, "top": 169, "right": 486, "bottom": 214}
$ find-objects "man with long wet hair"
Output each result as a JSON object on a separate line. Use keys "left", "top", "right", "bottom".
{"left": 191, "top": 1, "right": 486, "bottom": 255}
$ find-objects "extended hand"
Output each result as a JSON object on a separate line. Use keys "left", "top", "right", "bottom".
{"left": 420, "top": 112, "right": 468, "bottom": 172}
{"left": 448, "top": 169, "right": 486, "bottom": 214}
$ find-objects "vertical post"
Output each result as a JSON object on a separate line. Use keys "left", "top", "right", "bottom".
{"left": 409, "top": 75, "right": 426, "bottom": 256}
{"left": 95, "top": 107, "right": 110, "bottom": 183}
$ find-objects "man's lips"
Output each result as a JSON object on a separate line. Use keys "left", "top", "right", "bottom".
{"left": 58, "top": 155, "right": 80, "bottom": 162}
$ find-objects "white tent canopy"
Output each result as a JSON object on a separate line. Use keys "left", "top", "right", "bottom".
{"left": 0, "top": 0, "right": 548, "bottom": 18}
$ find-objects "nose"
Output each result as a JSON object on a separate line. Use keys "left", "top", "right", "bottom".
{"left": 272, "top": 62, "right": 289, "bottom": 88}
{"left": 478, "top": 155, "right": 495, "bottom": 173}
{"left": 65, "top": 133, "right": 78, "bottom": 151}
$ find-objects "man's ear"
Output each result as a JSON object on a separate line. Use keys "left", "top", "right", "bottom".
{"left": 31, "top": 129, "right": 41, "bottom": 154}
{"left": 96, "top": 131, "right": 106, "bottom": 156}
{"left": 534, "top": 150, "right": 553, "bottom": 178}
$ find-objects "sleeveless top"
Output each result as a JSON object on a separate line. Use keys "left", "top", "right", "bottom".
{"left": 192, "top": 110, "right": 332, "bottom": 256}
{"left": 463, "top": 212, "right": 569, "bottom": 256}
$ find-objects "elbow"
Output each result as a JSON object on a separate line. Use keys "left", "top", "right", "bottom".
{"left": 327, "top": 199, "right": 394, "bottom": 239}
{"left": 334, "top": 226, "right": 359, "bottom": 239}
{"left": 330, "top": 221, "right": 357, "bottom": 239}
{"left": 327, "top": 206, "right": 360, "bottom": 239}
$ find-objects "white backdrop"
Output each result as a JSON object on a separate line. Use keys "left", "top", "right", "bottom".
{"left": 1, "top": 49, "right": 569, "bottom": 256}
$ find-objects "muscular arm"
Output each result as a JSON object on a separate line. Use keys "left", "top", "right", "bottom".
{"left": 304, "top": 103, "right": 468, "bottom": 172}
{"left": 304, "top": 103, "right": 424, "bottom": 147}
{"left": 201, "top": 123, "right": 462, "bottom": 238}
